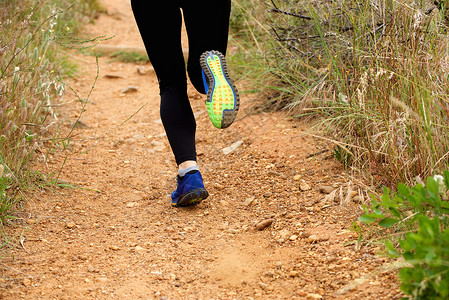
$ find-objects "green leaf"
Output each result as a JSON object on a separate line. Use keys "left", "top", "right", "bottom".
{"left": 384, "top": 240, "right": 400, "bottom": 257}
{"left": 379, "top": 217, "right": 399, "bottom": 228}
{"left": 388, "top": 207, "right": 401, "bottom": 218}
{"left": 397, "top": 183, "right": 410, "bottom": 196}
{"left": 359, "top": 215, "right": 376, "bottom": 223}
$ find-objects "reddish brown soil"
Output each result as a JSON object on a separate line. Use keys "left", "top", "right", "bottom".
{"left": 1, "top": 0, "right": 403, "bottom": 299}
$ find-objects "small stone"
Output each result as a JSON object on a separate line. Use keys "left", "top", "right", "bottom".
{"left": 299, "top": 232, "right": 310, "bottom": 239}
{"left": 299, "top": 180, "right": 311, "bottom": 191}
{"left": 135, "top": 246, "right": 146, "bottom": 252}
{"left": 85, "top": 278, "right": 91, "bottom": 283}
{"left": 297, "top": 290, "right": 307, "bottom": 297}
{"left": 150, "top": 140, "right": 166, "bottom": 152}
{"left": 307, "top": 235, "right": 319, "bottom": 243}
{"left": 22, "top": 278, "right": 32, "bottom": 286}
{"left": 66, "top": 222, "right": 76, "bottom": 229}
{"left": 289, "top": 235, "right": 298, "bottom": 241}
{"left": 214, "top": 183, "right": 224, "bottom": 190}
{"left": 121, "top": 86, "right": 138, "bottom": 93}
{"left": 227, "top": 229, "right": 239, "bottom": 234}
{"left": 278, "top": 229, "right": 290, "bottom": 239}
{"left": 258, "top": 281, "right": 268, "bottom": 290}
{"left": 109, "top": 245, "right": 120, "bottom": 251}
{"left": 222, "top": 140, "right": 243, "bottom": 155}
{"left": 136, "top": 66, "right": 154, "bottom": 75}
{"left": 104, "top": 74, "right": 123, "bottom": 79}
{"left": 88, "top": 267, "right": 99, "bottom": 273}
{"left": 268, "top": 171, "right": 281, "bottom": 177}
{"left": 255, "top": 219, "right": 274, "bottom": 230}
{"left": 95, "top": 277, "right": 108, "bottom": 283}
{"left": 306, "top": 293, "right": 322, "bottom": 299}
{"left": 193, "top": 110, "right": 206, "bottom": 118}
{"left": 289, "top": 271, "right": 300, "bottom": 277}
{"left": 318, "top": 185, "right": 334, "bottom": 194}
{"left": 126, "top": 202, "right": 139, "bottom": 208}
{"left": 244, "top": 197, "right": 256, "bottom": 206}
{"left": 353, "top": 195, "right": 362, "bottom": 203}
{"left": 293, "top": 174, "right": 301, "bottom": 181}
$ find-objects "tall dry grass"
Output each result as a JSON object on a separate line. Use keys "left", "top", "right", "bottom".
{"left": 0, "top": 0, "right": 100, "bottom": 224}
{"left": 231, "top": 0, "right": 449, "bottom": 188}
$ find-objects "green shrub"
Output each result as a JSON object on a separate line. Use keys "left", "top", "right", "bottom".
{"left": 359, "top": 171, "right": 449, "bottom": 299}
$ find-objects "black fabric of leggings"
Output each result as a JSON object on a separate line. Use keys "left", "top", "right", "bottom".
{"left": 131, "top": 0, "right": 231, "bottom": 165}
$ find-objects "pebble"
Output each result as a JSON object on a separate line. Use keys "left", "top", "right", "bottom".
{"left": 293, "top": 174, "right": 301, "bottom": 181}
{"left": 222, "top": 140, "right": 243, "bottom": 155}
{"left": 300, "top": 180, "right": 311, "bottom": 191}
{"left": 255, "top": 219, "right": 274, "bottom": 230}
{"left": 109, "top": 245, "right": 120, "bottom": 251}
{"left": 297, "top": 290, "right": 307, "bottom": 297}
{"left": 227, "top": 229, "right": 240, "bottom": 234}
{"left": 121, "top": 86, "right": 138, "bottom": 93}
{"left": 150, "top": 140, "right": 166, "bottom": 152}
{"left": 278, "top": 229, "right": 290, "bottom": 239}
{"left": 104, "top": 74, "right": 123, "bottom": 79}
{"left": 88, "top": 267, "right": 99, "bottom": 273}
{"left": 353, "top": 195, "right": 362, "bottom": 203}
{"left": 289, "top": 235, "right": 298, "bottom": 241}
{"left": 306, "top": 235, "right": 329, "bottom": 243}
{"left": 22, "top": 278, "right": 31, "bottom": 286}
{"left": 258, "top": 281, "right": 268, "bottom": 290}
{"left": 289, "top": 271, "right": 300, "bottom": 277}
{"left": 306, "top": 293, "right": 323, "bottom": 299}
{"left": 135, "top": 246, "right": 146, "bottom": 252}
{"left": 126, "top": 202, "right": 139, "bottom": 208}
{"left": 244, "top": 197, "right": 256, "bottom": 206}
{"left": 66, "top": 222, "right": 76, "bottom": 229}
{"left": 299, "top": 232, "right": 310, "bottom": 238}
{"left": 318, "top": 185, "right": 334, "bottom": 194}
{"left": 136, "top": 65, "right": 154, "bottom": 75}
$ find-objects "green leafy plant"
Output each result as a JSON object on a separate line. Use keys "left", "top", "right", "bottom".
{"left": 359, "top": 171, "right": 449, "bottom": 299}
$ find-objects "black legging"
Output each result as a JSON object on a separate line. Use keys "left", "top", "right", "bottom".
{"left": 131, "top": 0, "right": 231, "bottom": 165}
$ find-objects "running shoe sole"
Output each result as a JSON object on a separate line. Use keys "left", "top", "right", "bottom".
{"left": 200, "top": 50, "right": 239, "bottom": 129}
{"left": 172, "top": 188, "right": 209, "bottom": 208}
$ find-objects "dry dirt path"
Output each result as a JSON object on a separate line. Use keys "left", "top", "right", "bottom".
{"left": 1, "top": 0, "right": 402, "bottom": 299}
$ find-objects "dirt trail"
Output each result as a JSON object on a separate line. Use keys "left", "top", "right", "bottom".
{"left": 1, "top": 0, "right": 402, "bottom": 299}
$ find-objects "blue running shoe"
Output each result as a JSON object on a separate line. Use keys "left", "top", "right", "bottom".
{"left": 171, "top": 171, "right": 209, "bottom": 207}
{"left": 200, "top": 50, "right": 239, "bottom": 129}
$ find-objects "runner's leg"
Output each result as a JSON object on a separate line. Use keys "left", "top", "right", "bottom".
{"left": 131, "top": 1, "right": 197, "bottom": 165}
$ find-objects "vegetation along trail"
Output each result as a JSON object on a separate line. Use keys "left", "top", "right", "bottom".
{"left": 1, "top": 0, "right": 403, "bottom": 298}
